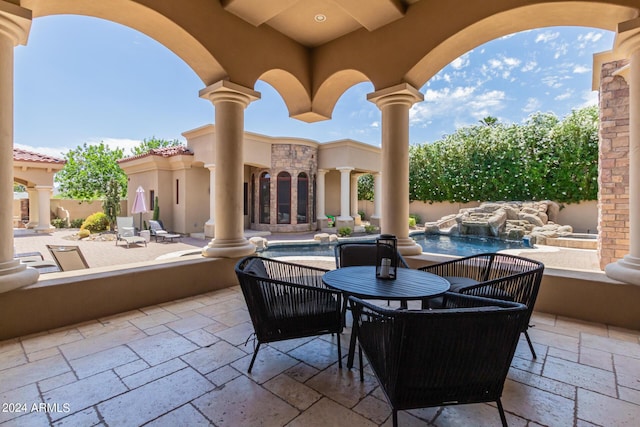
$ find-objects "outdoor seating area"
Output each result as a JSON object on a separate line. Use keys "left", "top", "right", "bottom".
{"left": 1, "top": 280, "right": 638, "bottom": 426}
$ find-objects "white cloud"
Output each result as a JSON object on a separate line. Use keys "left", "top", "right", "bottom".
{"left": 581, "top": 90, "right": 599, "bottom": 107}
{"left": 523, "top": 97, "right": 541, "bottom": 113}
{"left": 536, "top": 31, "right": 560, "bottom": 43}
{"left": 370, "top": 121, "right": 379, "bottom": 128}
{"left": 541, "top": 75, "right": 568, "bottom": 89}
{"left": 573, "top": 65, "right": 590, "bottom": 74}
{"left": 450, "top": 52, "right": 471, "bottom": 70}
{"left": 503, "top": 57, "right": 521, "bottom": 68}
{"left": 488, "top": 58, "right": 502, "bottom": 69}
{"left": 554, "top": 90, "right": 573, "bottom": 101}
{"left": 554, "top": 43, "right": 569, "bottom": 59}
{"left": 578, "top": 31, "right": 603, "bottom": 46}
{"left": 521, "top": 61, "right": 538, "bottom": 72}
{"left": 467, "top": 90, "right": 506, "bottom": 111}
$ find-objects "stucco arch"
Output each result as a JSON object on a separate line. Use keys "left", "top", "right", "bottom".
{"left": 258, "top": 69, "right": 312, "bottom": 121}
{"left": 309, "top": 69, "right": 371, "bottom": 122}
{"left": 405, "top": 2, "right": 639, "bottom": 88}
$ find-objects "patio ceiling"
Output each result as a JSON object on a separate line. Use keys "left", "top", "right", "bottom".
{"left": 222, "top": 0, "right": 419, "bottom": 47}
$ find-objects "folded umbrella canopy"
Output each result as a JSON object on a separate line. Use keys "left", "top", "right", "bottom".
{"left": 131, "top": 186, "right": 148, "bottom": 230}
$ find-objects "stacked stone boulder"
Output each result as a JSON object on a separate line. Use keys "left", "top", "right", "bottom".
{"left": 425, "top": 201, "right": 572, "bottom": 243}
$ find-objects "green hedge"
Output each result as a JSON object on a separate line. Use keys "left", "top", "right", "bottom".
{"left": 408, "top": 107, "right": 598, "bottom": 203}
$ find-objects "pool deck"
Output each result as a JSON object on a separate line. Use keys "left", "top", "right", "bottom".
{"left": 13, "top": 229, "right": 602, "bottom": 272}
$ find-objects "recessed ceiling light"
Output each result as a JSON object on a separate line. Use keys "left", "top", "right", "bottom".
{"left": 314, "top": 14, "right": 327, "bottom": 23}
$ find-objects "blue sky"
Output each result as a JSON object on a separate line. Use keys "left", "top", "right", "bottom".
{"left": 14, "top": 16, "right": 615, "bottom": 159}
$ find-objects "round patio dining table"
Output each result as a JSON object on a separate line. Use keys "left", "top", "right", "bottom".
{"left": 322, "top": 266, "right": 450, "bottom": 368}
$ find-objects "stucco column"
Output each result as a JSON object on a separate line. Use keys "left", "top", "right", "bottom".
{"left": 370, "top": 172, "right": 382, "bottom": 227}
{"left": 368, "top": 83, "right": 424, "bottom": 255}
{"left": 200, "top": 81, "right": 259, "bottom": 258}
{"left": 0, "top": 3, "right": 38, "bottom": 292}
{"left": 350, "top": 172, "right": 362, "bottom": 225}
{"left": 25, "top": 187, "right": 38, "bottom": 228}
{"left": 34, "top": 185, "right": 53, "bottom": 232}
{"left": 204, "top": 163, "right": 215, "bottom": 238}
{"left": 337, "top": 167, "right": 353, "bottom": 220}
{"left": 606, "top": 24, "right": 640, "bottom": 285}
{"left": 316, "top": 169, "right": 327, "bottom": 219}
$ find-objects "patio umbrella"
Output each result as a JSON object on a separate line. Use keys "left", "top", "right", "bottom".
{"left": 131, "top": 186, "right": 148, "bottom": 230}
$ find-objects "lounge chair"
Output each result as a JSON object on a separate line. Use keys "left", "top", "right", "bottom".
{"left": 148, "top": 220, "right": 181, "bottom": 243}
{"left": 46, "top": 245, "right": 90, "bottom": 271}
{"left": 15, "top": 251, "right": 60, "bottom": 273}
{"left": 116, "top": 216, "right": 147, "bottom": 248}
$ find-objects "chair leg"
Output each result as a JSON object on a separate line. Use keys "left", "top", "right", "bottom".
{"left": 392, "top": 409, "right": 398, "bottom": 427}
{"left": 524, "top": 330, "right": 537, "bottom": 359}
{"left": 496, "top": 398, "right": 508, "bottom": 427}
{"left": 358, "top": 345, "right": 364, "bottom": 382}
{"left": 337, "top": 334, "right": 342, "bottom": 368}
{"left": 248, "top": 342, "right": 261, "bottom": 373}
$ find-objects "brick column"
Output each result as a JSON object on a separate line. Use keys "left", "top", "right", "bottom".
{"left": 605, "top": 20, "right": 640, "bottom": 285}
{"left": 597, "top": 59, "right": 630, "bottom": 269}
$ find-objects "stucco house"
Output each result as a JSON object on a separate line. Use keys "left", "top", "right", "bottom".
{"left": 118, "top": 126, "right": 382, "bottom": 237}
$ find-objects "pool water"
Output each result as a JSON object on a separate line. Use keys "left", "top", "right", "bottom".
{"left": 259, "top": 234, "right": 525, "bottom": 258}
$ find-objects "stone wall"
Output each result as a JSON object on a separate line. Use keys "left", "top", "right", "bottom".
{"left": 598, "top": 59, "right": 630, "bottom": 270}
{"left": 250, "top": 144, "right": 318, "bottom": 232}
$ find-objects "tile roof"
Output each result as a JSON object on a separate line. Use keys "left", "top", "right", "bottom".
{"left": 119, "top": 145, "right": 193, "bottom": 163}
{"left": 13, "top": 148, "right": 65, "bottom": 164}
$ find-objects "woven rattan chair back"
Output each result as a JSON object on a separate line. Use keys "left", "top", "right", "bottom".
{"left": 235, "top": 256, "right": 343, "bottom": 373}
{"left": 419, "top": 253, "right": 544, "bottom": 358}
{"left": 351, "top": 293, "right": 527, "bottom": 427}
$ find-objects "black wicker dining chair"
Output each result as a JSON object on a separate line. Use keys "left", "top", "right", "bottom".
{"left": 350, "top": 293, "right": 528, "bottom": 427}
{"left": 235, "top": 256, "right": 343, "bottom": 373}
{"left": 334, "top": 241, "right": 410, "bottom": 310}
{"left": 418, "top": 252, "right": 544, "bottom": 358}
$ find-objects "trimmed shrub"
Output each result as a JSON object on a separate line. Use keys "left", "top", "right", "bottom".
{"left": 80, "top": 212, "right": 109, "bottom": 233}
{"left": 70, "top": 218, "right": 84, "bottom": 228}
{"left": 78, "top": 229, "right": 90, "bottom": 239}
{"left": 338, "top": 227, "right": 352, "bottom": 237}
{"left": 51, "top": 218, "right": 68, "bottom": 229}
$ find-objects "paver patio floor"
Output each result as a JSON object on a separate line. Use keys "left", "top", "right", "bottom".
{"left": 1, "top": 285, "right": 639, "bottom": 426}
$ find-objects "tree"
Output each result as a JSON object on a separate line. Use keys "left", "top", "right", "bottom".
{"left": 55, "top": 142, "right": 127, "bottom": 202}
{"left": 357, "top": 174, "right": 375, "bottom": 201}
{"left": 102, "top": 179, "right": 122, "bottom": 230}
{"left": 131, "top": 136, "right": 183, "bottom": 156}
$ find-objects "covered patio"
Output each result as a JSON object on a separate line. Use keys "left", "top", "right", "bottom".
{"left": 2, "top": 1, "right": 640, "bottom": 424}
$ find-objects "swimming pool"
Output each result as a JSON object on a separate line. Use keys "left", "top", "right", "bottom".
{"left": 258, "top": 234, "right": 525, "bottom": 258}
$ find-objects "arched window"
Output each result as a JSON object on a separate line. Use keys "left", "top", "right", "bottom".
{"left": 259, "top": 172, "right": 270, "bottom": 224}
{"left": 297, "top": 172, "right": 309, "bottom": 224}
{"left": 277, "top": 172, "right": 291, "bottom": 224}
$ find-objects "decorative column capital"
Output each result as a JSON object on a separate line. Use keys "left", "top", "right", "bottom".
{"left": 336, "top": 166, "right": 354, "bottom": 172}
{"left": 367, "top": 83, "right": 423, "bottom": 109}
{"left": 204, "top": 163, "right": 216, "bottom": 171}
{"left": 199, "top": 80, "right": 260, "bottom": 108}
{"left": 617, "top": 18, "right": 640, "bottom": 56}
{"left": 0, "top": 1, "right": 31, "bottom": 46}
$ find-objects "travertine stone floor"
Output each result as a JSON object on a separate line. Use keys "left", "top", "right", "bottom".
{"left": 1, "top": 286, "right": 640, "bottom": 426}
